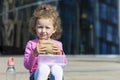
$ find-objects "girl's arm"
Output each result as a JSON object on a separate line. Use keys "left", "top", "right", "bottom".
{"left": 52, "top": 41, "right": 65, "bottom": 55}
{"left": 24, "top": 41, "right": 36, "bottom": 70}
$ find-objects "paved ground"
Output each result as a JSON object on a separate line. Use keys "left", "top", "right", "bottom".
{"left": 1, "top": 55, "right": 120, "bottom": 80}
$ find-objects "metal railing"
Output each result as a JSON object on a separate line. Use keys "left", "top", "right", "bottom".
{"left": 0, "top": 0, "right": 59, "bottom": 16}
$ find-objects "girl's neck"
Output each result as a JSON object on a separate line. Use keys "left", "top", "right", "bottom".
{"left": 39, "top": 38, "right": 52, "bottom": 41}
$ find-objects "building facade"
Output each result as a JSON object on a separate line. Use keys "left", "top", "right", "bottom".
{"left": 0, "top": 0, "right": 119, "bottom": 55}
{"left": 58, "top": 0, "right": 119, "bottom": 55}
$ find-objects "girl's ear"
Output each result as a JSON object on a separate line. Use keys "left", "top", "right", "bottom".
{"left": 52, "top": 26, "right": 56, "bottom": 34}
{"left": 52, "top": 28, "right": 56, "bottom": 34}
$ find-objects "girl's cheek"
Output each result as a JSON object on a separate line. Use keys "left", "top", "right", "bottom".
{"left": 37, "top": 29, "right": 41, "bottom": 33}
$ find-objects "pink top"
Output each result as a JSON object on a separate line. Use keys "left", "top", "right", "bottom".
{"left": 24, "top": 39, "right": 66, "bottom": 76}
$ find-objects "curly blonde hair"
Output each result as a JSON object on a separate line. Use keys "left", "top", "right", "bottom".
{"left": 29, "top": 4, "right": 62, "bottom": 39}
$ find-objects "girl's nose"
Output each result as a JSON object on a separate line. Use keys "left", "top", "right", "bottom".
{"left": 42, "top": 28, "right": 46, "bottom": 32}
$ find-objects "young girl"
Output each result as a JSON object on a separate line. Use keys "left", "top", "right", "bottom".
{"left": 24, "top": 4, "right": 67, "bottom": 80}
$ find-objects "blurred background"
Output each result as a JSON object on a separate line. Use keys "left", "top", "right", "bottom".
{"left": 0, "top": 0, "right": 119, "bottom": 55}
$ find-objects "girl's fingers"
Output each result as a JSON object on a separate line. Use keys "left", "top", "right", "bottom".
{"left": 52, "top": 45, "right": 61, "bottom": 54}
{"left": 37, "top": 45, "right": 47, "bottom": 53}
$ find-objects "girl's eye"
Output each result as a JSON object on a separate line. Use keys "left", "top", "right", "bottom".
{"left": 37, "top": 26, "right": 43, "bottom": 28}
{"left": 46, "top": 27, "right": 50, "bottom": 29}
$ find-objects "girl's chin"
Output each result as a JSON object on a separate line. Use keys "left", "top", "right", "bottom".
{"left": 39, "top": 37, "right": 49, "bottom": 40}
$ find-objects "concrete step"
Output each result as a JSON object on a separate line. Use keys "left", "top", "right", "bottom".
{"left": 1, "top": 55, "right": 120, "bottom": 80}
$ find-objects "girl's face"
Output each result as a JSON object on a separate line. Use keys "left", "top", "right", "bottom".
{"left": 35, "top": 18, "right": 56, "bottom": 40}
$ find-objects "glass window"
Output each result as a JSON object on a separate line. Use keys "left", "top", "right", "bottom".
{"left": 95, "top": 21, "right": 100, "bottom": 37}
{"left": 111, "top": 8, "right": 118, "bottom": 24}
{"left": 64, "top": 0, "right": 76, "bottom": 5}
{"left": 18, "top": 8, "right": 27, "bottom": 21}
{"left": 0, "top": 0, "right": 3, "bottom": 13}
{"left": 88, "top": 11, "right": 94, "bottom": 23}
{"left": 101, "top": 42, "right": 107, "bottom": 54}
{"left": 113, "top": 0, "right": 118, "bottom": 6}
{"left": 106, "top": 0, "right": 112, "bottom": 4}
{"left": 107, "top": 44, "right": 112, "bottom": 54}
{"left": 107, "top": 25, "right": 113, "bottom": 41}
{"left": 107, "top": 7, "right": 118, "bottom": 24}
{"left": 106, "top": 0, "right": 118, "bottom": 6}
{"left": 112, "top": 46, "right": 116, "bottom": 54}
{"left": 112, "top": 28, "right": 117, "bottom": 43}
{"left": 99, "top": 3, "right": 107, "bottom": 20}
{"left": 15, "top": 0, "right": 23, "bottom": 7}
{"left": 100, "top": 22, "right": 106, "bottom": 38}
{"left": 113, "top": 29, "right": 119, "bottom": 44}
{"left": 88, "top": 0, "right": 94, "bottom": 7}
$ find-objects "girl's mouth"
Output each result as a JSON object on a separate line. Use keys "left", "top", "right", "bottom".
{"left": 40, "top": 34, "right": 49, "bottom": 39}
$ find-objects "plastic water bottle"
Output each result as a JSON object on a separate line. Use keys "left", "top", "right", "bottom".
{"left": 6, "top": 57, "right": 16, "bottom": 80}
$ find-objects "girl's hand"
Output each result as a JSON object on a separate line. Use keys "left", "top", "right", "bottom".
{"left": 52, "top": 43, "right": 62, "bottom": 55}
{"left": 37, "top": 43, "right": 47, "bottom": 54}
{"left": 33, "top": 43, "right": 47, "bottom": 57}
